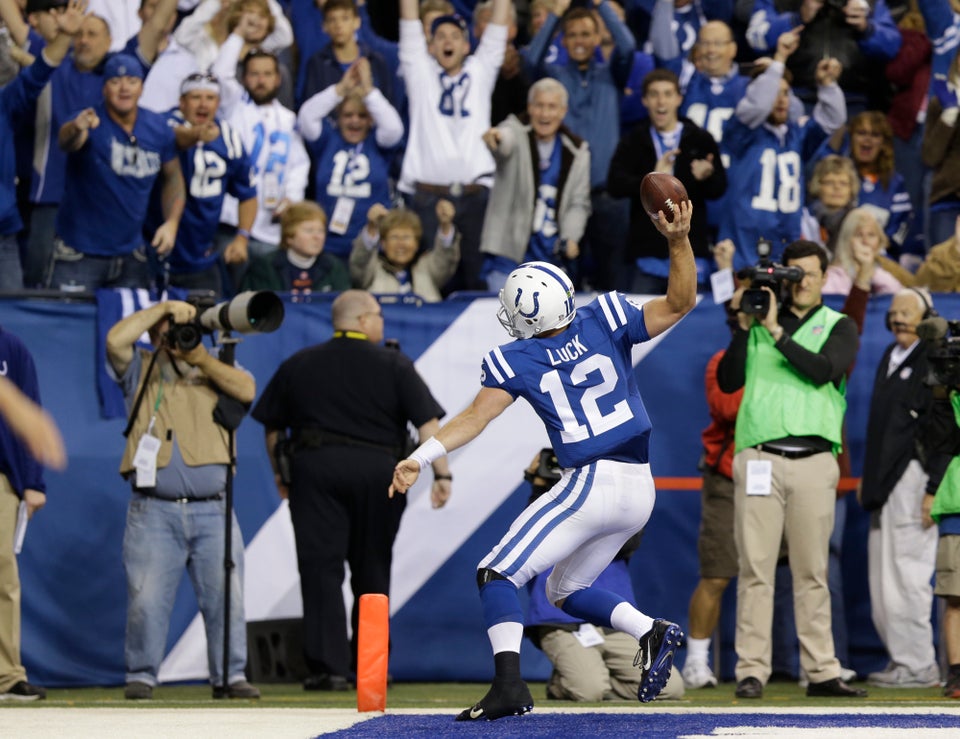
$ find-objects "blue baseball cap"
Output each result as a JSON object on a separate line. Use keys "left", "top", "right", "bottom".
{"left": 430, "top": 14, "right": 468, "bottom": 37}
{"left": 103, "top": 54, "right": 145, "bottom": 82}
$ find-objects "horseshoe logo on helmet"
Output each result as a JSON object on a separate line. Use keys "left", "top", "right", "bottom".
{"left": 515, "top": 288, "right": 540, "bottom": 318}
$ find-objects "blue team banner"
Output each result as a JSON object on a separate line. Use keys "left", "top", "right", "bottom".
{"left": 0, "top": 291, "right": 953, "bottom": 686}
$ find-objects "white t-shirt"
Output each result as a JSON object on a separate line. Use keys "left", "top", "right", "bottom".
{"left": 397, "top": 19, "right": 506, "bottom": 193}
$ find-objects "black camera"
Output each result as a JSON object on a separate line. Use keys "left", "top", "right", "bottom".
{"left": 918, "top": 316, "right": 960, "bottom": 388}
{"left": 737, "top": 239, "right": 804, "bottom": 316}
{"left": 164, "top": 291, "right": 286, "bottom": 352}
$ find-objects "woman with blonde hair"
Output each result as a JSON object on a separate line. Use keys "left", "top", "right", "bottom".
{"left": 176, "top": 0, "right": 292, "bottom": 72}
{"left": 823, "top": 207, "right": 905, "bottom": 296}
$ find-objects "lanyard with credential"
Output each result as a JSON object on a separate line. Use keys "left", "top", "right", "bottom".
{"left": 146, "top": 381, "right": 164, "bottom": 437}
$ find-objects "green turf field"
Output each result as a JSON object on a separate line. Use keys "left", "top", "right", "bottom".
{"left": 3, "top": 681, "right": 956, "bottom": 710}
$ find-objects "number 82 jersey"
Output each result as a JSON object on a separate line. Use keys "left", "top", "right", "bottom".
{"left": 481, "top": 291, "right": 654, "bottom": 469}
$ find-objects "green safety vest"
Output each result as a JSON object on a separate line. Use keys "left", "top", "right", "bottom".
{"left": 931, "top": 391, "right": 960, "bottom": 523}
{"left": 735, "top": 305, "right": 847, "bottom": 455}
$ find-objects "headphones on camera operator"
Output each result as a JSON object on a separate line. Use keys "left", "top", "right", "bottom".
{"left": 884, "top": 287, "right": 936, "bottom": 332}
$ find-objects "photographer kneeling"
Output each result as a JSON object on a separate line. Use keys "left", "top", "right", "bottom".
{"left": 105, "top": 300, "right": 259, "bottom": 701}
{"left": 718, "top": 240, "right": 863, "bottom": 700}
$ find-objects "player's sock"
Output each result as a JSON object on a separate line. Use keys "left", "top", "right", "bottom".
{"left": 686, "top": 636, "right": 710, "bottom": 664}
{"left": 561, "top": 586, "right": 628, "bottom": 629}
{"left": 479, "top": 579, "right": 524, "bottom": 662}
{"left": 492, "top": 650, "right": 521, "bottom": 680}
{"left": 610, "top": 601, "right": 654, "bottom": 640}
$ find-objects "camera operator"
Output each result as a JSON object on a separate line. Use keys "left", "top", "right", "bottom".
{"left": 718, "top": 239, "right": 863, "bottom": 699}
{"left": 916, "top": 316, "right": 960, "bottom": 699}
{"left": 105, "top": 299, "right": 259, "bottom": 701}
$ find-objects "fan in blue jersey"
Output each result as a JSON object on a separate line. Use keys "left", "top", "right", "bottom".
{"left": 390, "top": 200, "right": 698, "bottom": 720}
{"left": 161, "top": 72, "right": 257, "bottom": 297}
{"left": 717, "top": 28, "right": 846, "bottom": 270}
{"left": 297, "top": 57, "right": 403, "bottom": 264}
{"left": 50, "top": 53, "right": 185, "bottom": 291}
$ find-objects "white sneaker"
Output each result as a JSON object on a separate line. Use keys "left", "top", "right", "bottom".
{"left": 868, "top": 663, "right": 940, "bottom": 688}
{"left": 681, "top": 660, "right": 718, "bottom": 689}
{"left": 799, "top": 666, "right": 856, "bottom": 688}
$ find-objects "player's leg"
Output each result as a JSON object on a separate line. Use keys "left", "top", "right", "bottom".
{"left": 457, "top": 466, "right": 606, "bottom": 721}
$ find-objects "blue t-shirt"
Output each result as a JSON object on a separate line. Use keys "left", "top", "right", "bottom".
{"left": 57, "top": 103, "right": 177, "bottom": 256}
{"left": 162, "top": 111, "right": 256, "bottom": 273}
{"left": 0, "top": 327, "right": 45, "bottom": 496}
{"left": 31, "top": 38, "right": 147, "bottom": 205}
{"left": 480, "top": 292, "right": 653, "bottom": 469}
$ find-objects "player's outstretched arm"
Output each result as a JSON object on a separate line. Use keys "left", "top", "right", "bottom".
{"left": 390, "top": 387, "right": 514, "bottom": 498}
{"left": 0, "top": 377, "right": 66, "bottom": 470}
{"left": 642, "top": 200, "right": 697, "bottom": 339}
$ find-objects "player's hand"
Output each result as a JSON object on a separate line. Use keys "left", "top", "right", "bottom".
{"left": 690, "top": 153, "right": 715, "bottom": 181}
{"left": 0, "top": 380, "right": 66, "bottom": 470}
{"left": 55, "top": 0, "right": 88, "bottom": 36}
{"left": 75, "top": 108, "right": 100, "bottom": 131}
{"left": 389, "top": 459, "right": 421, "bottom": 497}
{"left": 650, "top": 199, "right": 692, "bottom": 244}
{"left": 152, "top": 220, "right": 178, "bottom": 255}
{"left": 431, "top": 479, "right": 451, "bottom": 508}
{"left": 482, "top": 127, "right": 502, "bottom": 152}
{"left": 223, "top": 235, "right": 249, "bottom": 264}
{"left": 23, "top": 489, "right": 46, "bottom": 518}
{"left": 774, "top": 26, "right": 803, "bottom": 63}
{"left": 815, "top": 57, "right": 842, "bottom": 86}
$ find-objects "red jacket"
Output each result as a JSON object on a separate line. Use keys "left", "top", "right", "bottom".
{"left": 701, "top": 350, "right": 742, "bottom": 480}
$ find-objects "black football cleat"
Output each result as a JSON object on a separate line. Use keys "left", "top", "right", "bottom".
{"left": 455, "top": 677, "right": 534, "bottom": 721}
{"left": 635, "top": 618, "right": 684, "bottom": 703}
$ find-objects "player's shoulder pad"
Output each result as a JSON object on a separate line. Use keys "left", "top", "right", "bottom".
{"left": 592, "top": 291, "right": 639, "bottom": 332}
{"left": 481, "top": 343, "right": 518, "bottom": 386}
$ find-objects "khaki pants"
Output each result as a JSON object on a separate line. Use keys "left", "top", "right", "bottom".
{"left": 0, "top": 475, "right": 25, "bottom": 692}
{"left": 733, "top": 447, "right": 840, "bottom": 685}
{"left": 542, "top": 627, "right": 684, "bottom": 701}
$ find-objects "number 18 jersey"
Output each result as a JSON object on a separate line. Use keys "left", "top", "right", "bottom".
{"left": 481, "top": 291, "right": 653, "bottom": 469}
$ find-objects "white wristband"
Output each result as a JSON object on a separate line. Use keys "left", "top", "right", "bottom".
{"left": 409, "top": 437, "right": 447, "bottom": 471}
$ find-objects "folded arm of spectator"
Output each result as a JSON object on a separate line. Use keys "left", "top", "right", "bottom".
{"left": 262, "top": 0, "right": 293, "bottom": 52}
{"left": 173, "top": 0, "right": 221, "bottom": 52}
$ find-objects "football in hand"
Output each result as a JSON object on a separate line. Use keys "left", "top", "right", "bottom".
{"left": 640, "top": 172, "right": 688, "bottom": 223}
